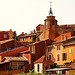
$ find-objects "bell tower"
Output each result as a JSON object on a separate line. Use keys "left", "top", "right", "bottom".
{"left": 44, "top": 2, "right": 57, "bottom": 40}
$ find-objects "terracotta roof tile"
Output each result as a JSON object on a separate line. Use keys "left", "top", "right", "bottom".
{"left": 0, "top": 39, "right": 14, "bottom": 44}
{"left": 34, "top": 56, "right": 45, "bottom": 63}
{"left": 4, "top": 57, "right": 28, "bottom": 62}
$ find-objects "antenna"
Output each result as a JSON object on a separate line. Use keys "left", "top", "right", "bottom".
{"left": 50, "top": 1, "right": 52, "bottom": 8}
{"left": 49, "top": 1, "right": 53, "bottom": 16}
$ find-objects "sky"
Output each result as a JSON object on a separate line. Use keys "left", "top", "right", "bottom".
{"left": 0, "top": 0, "right": 75, "bottom": 35}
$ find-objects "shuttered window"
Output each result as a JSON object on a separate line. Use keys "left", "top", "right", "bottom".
{"left": 62, "top": 53, "right": 67, "bottom": 61}
{"left": 57, "top": 54, "right": 60, "bottom": 61}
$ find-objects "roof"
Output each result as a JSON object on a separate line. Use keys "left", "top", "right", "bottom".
{"left": 29, "top": 39, "right": 49, "bottom": 46}
{"left": 0, "top": 31, "right": 8, "bottom": 33}
{"left": 46, "top": 45, "right": 53, "bottom": 48}
{"left": 19, "top": 50, "right": 30, "bottom": 53}
{"left": 29, "top": 41, "right": 43, "bottom": 46}
{"left": 0, "top": 46, "right": 28, "bottom": 54}
{"left": 20, "top": 34, "right": 37, "bottom": 38}
{"left": 0, "top": 39, "right": 14, "bottom": 44}
{"left": 63, "top": 42, "right": 75, "bottom": 46}
{"left": 34, "top": 56, "right": 45, "bottom": 63}
{"left": 0, "top": 62, "right": 9, "bottom": 65}
{"left": 3, "top": 57, "right": 28, "bottom": 62}
{"left": 36, "top": 24, "right": 44, "bottom": 27}
{"left": 54, "top": 36, "right": 75, "bottom": 44}
{"left": 59, "top": 24, "right": 75, "bottom": 27}
{"left": 45, "top": 68, "right": 71, "bottom": 71}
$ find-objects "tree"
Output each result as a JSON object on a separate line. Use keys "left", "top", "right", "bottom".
{"left": 45, "top": 66, "right": 47, "bottom": 70}
{"left": 13, "top": 31, "right": 17, "bottom": 39}
{"left": 50, "top": 63, "right": 57, "bottom": 69}
{"left": 32, "top": 34, "right": 40, "bottom": 42}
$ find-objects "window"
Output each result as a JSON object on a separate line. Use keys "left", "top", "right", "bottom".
{"left": 31, "top": 46, "right": 34, "bottom": 53}
{"left": 37, "top": 64, "right": 39, "bottom": 72}
{"left": 52, "top": 20, "right": 54, "bottom": 25}
{"left": 49, "top": 54, "right": 51, "bottom": 60}
{"left": 22, "top": 38, "right": 25, "bottom": 41}
{"left": 62, "top": 53, "right": 67, "bottom": 61}
{"left": 69, "top": 49, "right": 72, "bottom": 53}
{"left": 57, "top": 54, "right": 60, "bottom": 61}
{"left": 48, "top": 48, "right": 51, "bottom": 52}
{"left": 4, "top": 34, "right": 7, "bottom": 38}
{"left": 57, "top": 45, "right": 60, "bottom": 50}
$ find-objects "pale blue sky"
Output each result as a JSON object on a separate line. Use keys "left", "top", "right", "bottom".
{"left": 0, "top": 0, "right": 75, "bottom": 35}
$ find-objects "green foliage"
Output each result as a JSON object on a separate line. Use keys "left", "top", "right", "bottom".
{"left": 13, "top": 31, "right": 16, "bottom": 39}
{"left": 13, "top": 70, "right": 45, "bottom": 75}
{"left": 32, "top": 37, "right": 36, "bottom": 42}
{"left": 50, "top": 64, "right": 54, "bottom": 69}
{"left": 16, "top": 37, "right": 19, "bottom": 41}
{"left": 54, "top": 63, "right": 57, "bottom": 68}
{"left": 8, "top": 67, "right": 13, "bottom": 70}
{"left": 45, "top": 65, "right": 47, "bottom": 70}
{"left": 50, "top": 63, "right": 57, "bottom": 69}
{"left": 32, "top": 34, "right": 40, "bottom": 42}
{"left": 36, "top": 34, "right": 40, "bottom": 38}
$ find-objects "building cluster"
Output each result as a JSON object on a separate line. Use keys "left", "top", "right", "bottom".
{"left": 0, "top": 5, "right": 75, "bottom": 75}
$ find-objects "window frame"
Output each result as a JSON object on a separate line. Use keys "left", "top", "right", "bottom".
{"left": 57, "top": 53, "right": 60, "bottom": 61}
{"left": 57, "top": 45, "right": 60, "bottom": 50}
{"left": 62, "top": 53, "right": 67, "bottom": 61}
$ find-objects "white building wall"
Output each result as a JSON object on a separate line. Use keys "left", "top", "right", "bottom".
{"left": 34, "top": 63, "right": 43, "bottom": 73}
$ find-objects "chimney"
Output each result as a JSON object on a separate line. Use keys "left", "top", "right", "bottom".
{"left": 22, "top": 32, "right": 24, "bottom": 34}
{"left": 25, "top": 33, "right": 27, "bottom": 35}
{"left": 34, "top": 29, "right": 36, "bottom": 33}
{"left": 10, "top": 29, "right": 12, "bottom": 31}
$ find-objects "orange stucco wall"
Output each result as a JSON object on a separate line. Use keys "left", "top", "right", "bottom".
{"left": 53, "top": 44, "right": 64, "bottom": 65}
{"left": 51, "top": 43, "right": 75, "bottom": 65}
{"left": 0, "top": 32, "right": 8, "bottom": 41}
{"left": 20, "top": 37, "right": 33, "bottom": 42}
{"left": 63, "top": 45, "right": 75, "bottom": 64}
{"left": 54, "top": 32, "right": 71, "bottom": 42}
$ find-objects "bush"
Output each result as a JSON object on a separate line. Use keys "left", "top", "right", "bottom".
{"left": 45, "top": 66, "right": 47, "bottom": 70}
{"left": 50, "top": 63, "right": 57, "bottom": 69}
